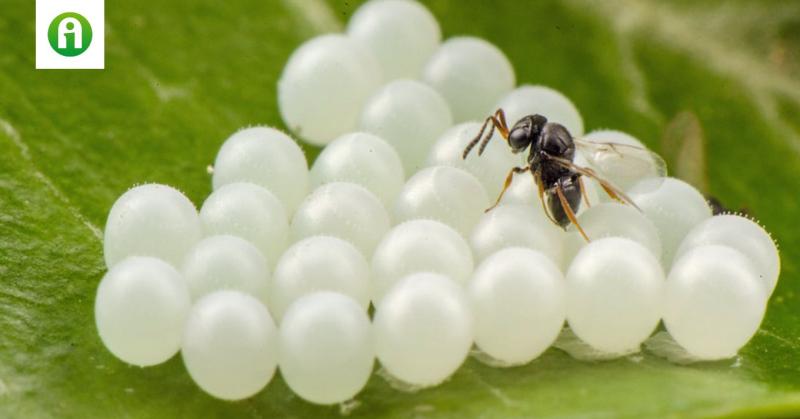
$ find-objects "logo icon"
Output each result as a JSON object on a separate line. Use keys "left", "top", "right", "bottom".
{"left": 36, "top": 0, "right": 104, "bottom": 69}
{"left": 48, "top": 12, "right": 93, "bottom": 57}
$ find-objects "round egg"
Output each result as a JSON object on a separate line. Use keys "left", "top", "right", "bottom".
{"left": 103, "top": 184, "right": 201, "bottom": 268}
{"left": 468, "top": 247, "right": 566, "bottom": 365}
{"left": 628, "top": 177, "right": 712, "bottom": 265}
{"left": 393, "top": 166, "right": 490, "bottom": 237}
{"left": 199, "top": 182, "right": 289, "bottom": 264}
{"left": 279, "top": 292, "right": 374, "bottom": 405}
{"left": 211, "top": 126, "right": 308, "bottom": 214}
{"left": 346, "top": 0, "right": 441, "bottom": 80}
{"left": 270, "top": 235, "right": 370, "bottom": 321}
{"left": 423, "top": 36, "right": 515, "bottom": 122}
{"left": 371, "top": 219, "right": 473, "bottom": 304}
{"left": 565, "top": 237, "right": 664, "bottom": 354}
{"left": 182, "top": 235, "right": 270, "bottom": 302}
{"left": 278, "top": 34, "right": 382, "bottom": 145}
{"left": 360, "top": 79, "right": 453, "bottom": 174}
{"left": 564, "top": 202, "right": 661, "bottom": 267}
{"left": 374, "top": 272, "right": 473, "bottom": 387}
{"left": 309, "top": 132, "right": 404, "bottom": 208}
{"left": 291, "top": 182, "right": 390, "bottom": 257}
{"left": 95, "top": 256, "right": 190, "bottom": 366}
{"left": 664, "top": 245, "right": 767, "bottom": 360}
{"left": 181, "top": 291, "right": 278, "bottom": 400}
{"left": 675, "top": 214, "right": 780, "bottom": 295}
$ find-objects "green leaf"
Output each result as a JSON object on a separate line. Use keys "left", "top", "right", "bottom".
{"left": 2, "top": 0, "right": 800, "bottom": 417}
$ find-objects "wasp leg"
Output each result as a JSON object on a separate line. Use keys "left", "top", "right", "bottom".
{"left": 578, "top": 176, "right": 592, "bottom": 208}
{"left": 463, "top": 109, "right": 510, "bottom": 159}
{"left": 535, "top": 172, "right": 560, "bottom": 225}
{"left": 598, "top": 182, "right": 626, "bottom": 205}
{"left": 486, "top": 166, "right": 530, "bottom": 213}
{"left": 556, "top": 181, "right": 590, "bottom": 242}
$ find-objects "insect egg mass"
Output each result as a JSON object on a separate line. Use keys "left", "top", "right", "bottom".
{"left": 92, "top": 0, "right": 782, "bottom": 404}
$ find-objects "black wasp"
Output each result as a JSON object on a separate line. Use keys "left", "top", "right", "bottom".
{"left": 463, "top": 108, "right": 665, "bottom": 241}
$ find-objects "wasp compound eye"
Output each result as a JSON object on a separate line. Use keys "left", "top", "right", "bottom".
{"left": 508, "top": 126, "right": 531, "bottom": 153}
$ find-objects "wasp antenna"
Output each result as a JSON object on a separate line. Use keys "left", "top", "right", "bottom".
{"left": 463, "top": 115, "right": 492, "bottom": 159}
{"left": 477, "top": 123, "right": 496, "bottom": 156}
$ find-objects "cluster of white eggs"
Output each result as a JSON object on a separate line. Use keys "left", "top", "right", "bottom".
{"left": 96, "top": 0, "right": 780, "bottom": 406}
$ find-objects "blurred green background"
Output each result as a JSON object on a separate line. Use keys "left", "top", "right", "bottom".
{"left": 1, "top": 0, "right": 800, "bottom": 417}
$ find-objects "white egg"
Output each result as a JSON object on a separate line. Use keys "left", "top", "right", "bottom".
{"left": 423, "top": 36, "right": 515, "bottom": 122}
{"left": 200, "top": 182, "right": 289, "bottom": 265}
{"left": 182, "top": 235, "right": 270, "bottom": 303}
{"left": 270, "top": 236, "right": 370, "bottom": 321}
{"left": 291, "top": 182, "right": 390, "bottom": 257}
{"left": 374, "top": 272, "right": 473, "bottom": 387}
{"left": 564, "top": 202, "right": 661, "bottom": 267}
{"left": 279, "top": 292, "right": 374, "bottom": 405}
{"left": 393, "top": 166, "right": 490, "bottom": 237}
{"left": 566, "top": 237, "right": 664, "bottom": 354}
{"left": 580, "top": 130, "right": 659, "bottom": 193}
{"left": 309, "top": 132, "right": 405, "bottom": 208}
{"left": 468, "top": 247, "right": 565, "bottom": 366}
{"left": 95, "top": 256, "right": 190, "bottom": 366}
{"left": 664, "top": 245, "right": 767, "bottom": 360}
{"left": 359, "top": 79, "right": 453, "bottom": 174}
{"left": 627, "top": 177, "right": 712, "bottom": 266}
{"left": 278, "top": 34, "right": 382, "bottom": 145}
{"left": 426, "top": 121, "right": 519, "bottom": 198}
{"left": 499, "top": 172, "right": 545, "bottom": 209}
{"left": 347, "top": 0, "right": 441, "bottom": 80}
{"left": 470, "top": 204, "right": 564, "bottom": 265}
{"left": 675, "top": 214, "right": 780, "bottom": 295}
{"left": 211, "top": 127, "right": 308, "bottom": 214}
{"left": 496, "top": 85, "right": 584, "bottom": 136}
{"left": 181, "top": 291, "right": 278, "bottom": 400}
{"left": 103, "top": 184, "right": 201, "bottom": 268}
{"left": 371, "top": 219, "right": 473, "bottom": 303}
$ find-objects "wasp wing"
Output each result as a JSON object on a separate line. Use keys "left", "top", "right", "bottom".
{"left": 548, "top": 155, "right": 642, "bottom": 210}
{"left": 574, "top": 137, "right": 667, "bottom": 192}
